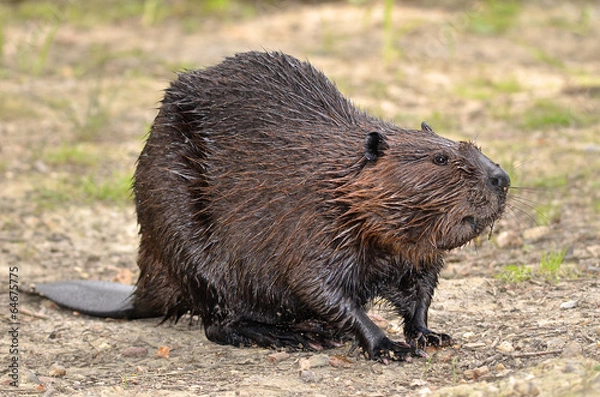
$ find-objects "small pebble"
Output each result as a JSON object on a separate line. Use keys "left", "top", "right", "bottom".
{"left": 473, "top": 365, "right": 490, "bottom": 379}
{"left": 23, "top": 368, "right": 42, "bottom": 384}
{"left": 560, "top": 300, "right": 577, "bottom": 310}
{"left": 523, "top": 226, "right": 550, "bottom": 241}
{"left": 463, "top": 369, "right": 475, "bottom": 380}
{"left": 48, "top": 364, "right": 66, "bottom": 378}
{"left": 512, "top": 379, "right": 540, "bottom": 396}
{"left": 97, "top": 342, "right": 111, "bottom": 351}
{"left": 463, "top": 342, "right": 487, "bottom": 349}
{"left": 497, "top": 341, "right": 514, "bottom": 353}
{"left": 561, "top": 341, "right": 583, "bottom": 358}
{"left": 495, "top": 230, "right": 522, "bottom": 248}
{"left": 300, "top": 370, "right": 320, "bottom": 383}
{"left": 122, "top": 347, "right": 149, "bottom": 358}
{"left": 546, "top": 337, "right": 566, "bottom": 350}
{"left": 586, "top": 245, "right": 600, "bottom": 257}
{"left": 410, "top": 379, "right": 427, "bottom": 387}
{"left": 306, "top": 354, "right": 330, "bottom": 368}
{"left": 266, "top": 351, "right": 290, "bottom": 363}
{"left": 299, "top": 358, "right": 311, "bottom": 371}
{"left": 495, "top": 363, "right": 506, "bottom": 372}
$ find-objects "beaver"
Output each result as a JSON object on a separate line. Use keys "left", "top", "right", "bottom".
{"left": 35, "top": 51, "right": 509, "bottom": 361}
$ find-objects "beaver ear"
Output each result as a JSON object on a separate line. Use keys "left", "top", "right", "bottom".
{"left": 365, "top": 131, "right": 388, "bottom": 161}
{"left": 421, "top": 121, "right": 434, "bottom": 133}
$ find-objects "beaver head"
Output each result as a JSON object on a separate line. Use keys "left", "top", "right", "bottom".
{"left": 335, "top": 121, "right": 509, "bottom": 264}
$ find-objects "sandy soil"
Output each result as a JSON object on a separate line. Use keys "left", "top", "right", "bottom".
{"left": 1, "top": 1, "right": 600, "bottom": 396}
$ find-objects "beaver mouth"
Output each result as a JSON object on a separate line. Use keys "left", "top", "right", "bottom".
{"left": 436, "top": 215, "right": 492, "bottom": 251}
{"left": 439, "top": 215, "right": 494, "bottom": 250}
{"left": 462, "top": 215, "right": 491, "bottom": 236}
{"left": 463, "top": 216, "right": 482, "bottom": 233}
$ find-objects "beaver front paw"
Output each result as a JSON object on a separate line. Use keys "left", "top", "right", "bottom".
{"left": 364, "top": 337, "right": 423, "bottom": 363}
{"left": 407, "top": 327, "right": 453, "bottom": 350}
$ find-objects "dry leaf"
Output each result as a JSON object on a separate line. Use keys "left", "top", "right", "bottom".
{"left": 156, "top": 346, "right": 170, "bottom": 358}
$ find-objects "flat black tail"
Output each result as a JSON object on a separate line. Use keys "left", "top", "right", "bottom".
{"left": 33, "top": 280, "right": 160, "bottom": 319}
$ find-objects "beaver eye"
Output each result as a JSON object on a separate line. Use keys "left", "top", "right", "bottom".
{"left": 432, "top": 153, "right": 449, "bottom": 166}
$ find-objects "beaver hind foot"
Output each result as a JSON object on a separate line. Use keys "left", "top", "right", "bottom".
{"left": 205, "top": 321, "right": 345, "bottom": 351}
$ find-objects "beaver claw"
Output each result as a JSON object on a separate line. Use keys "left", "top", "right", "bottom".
{"left": 410, "top": 328, "right": 453, "bottom": 350}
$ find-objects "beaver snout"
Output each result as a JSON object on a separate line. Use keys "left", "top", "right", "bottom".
{"left": 487, "top": 165, "right": 510, "bottom": 193}
{"left": 479, "top": 153, "right": 510, "bottom": 195}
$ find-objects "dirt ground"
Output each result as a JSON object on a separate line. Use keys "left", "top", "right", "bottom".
{"left": 1, "top": 1, "right": 600, "bottom": 396}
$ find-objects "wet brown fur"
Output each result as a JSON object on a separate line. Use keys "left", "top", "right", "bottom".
{"left": 132, "top": 51, "right": 509, "bottom": 360}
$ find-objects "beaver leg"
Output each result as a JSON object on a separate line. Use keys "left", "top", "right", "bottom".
{"left": 347, "top": 303, "right": 415, "bottom": 361}
{"left": 290, "top": 289, "right": 414, "bottom": 361}
{"left": 382, "top": 264, "right": 453, "bottom": 350}
{"left": 402, "top": 296, "right": 453, "bottom": 350}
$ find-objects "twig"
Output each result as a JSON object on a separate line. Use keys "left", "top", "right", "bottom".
{"left": 20, "top": 307, "right": 52, "bottom": 320}
{"left": 508, "top": 349, "right": 562, "bottom": 358}
{"left": 580, "top": 333, "right": 596, "bottom": 344}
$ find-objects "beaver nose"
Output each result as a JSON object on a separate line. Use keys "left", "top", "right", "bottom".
{"left": 487, "top": 166, "right": 510, "bottom": 192}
